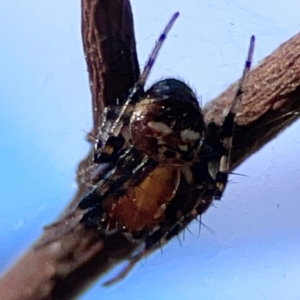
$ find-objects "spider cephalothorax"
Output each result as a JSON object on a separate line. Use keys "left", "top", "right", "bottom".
{"left": 77, "top": 12, "right": 255, "bottom": 282}
{"left": 130, "top": 79, "right": 205, "bottom": 164}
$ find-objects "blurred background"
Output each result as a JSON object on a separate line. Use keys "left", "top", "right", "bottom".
{"left": 1, "top": 0, "right": 300, "bottom": 299}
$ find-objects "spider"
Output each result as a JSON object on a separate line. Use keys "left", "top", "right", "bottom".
{"left": 76, "top": 12, "right": 255, "bottom": 284}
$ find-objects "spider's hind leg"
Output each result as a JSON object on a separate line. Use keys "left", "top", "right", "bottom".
{"left": 103, "top": 250, "right": 150, "bottom": 286}
{"left": 215, "top": 35, "right": 255, "bottom": 199}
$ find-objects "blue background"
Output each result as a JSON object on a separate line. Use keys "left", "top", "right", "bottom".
{"left": 1, "top": 1, "right": 300, "bottom": 299}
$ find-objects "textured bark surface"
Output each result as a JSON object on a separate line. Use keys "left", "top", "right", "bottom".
{"left": 1, "top": 1, "right": 300, "bottom": 299}
{"left": 204, "top": 31, "right": 300, "bottom": 170}
{"left": 82, "top": 0, "right": 139, "bottom": 136}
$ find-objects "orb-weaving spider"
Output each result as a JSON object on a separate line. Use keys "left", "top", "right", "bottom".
{"left": 76, "top": 12, "right": 255, "bottom": 283}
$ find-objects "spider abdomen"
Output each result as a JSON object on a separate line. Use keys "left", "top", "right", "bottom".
{"left": 105, "top": 165, "right": 180, "bottom": 234}
{"left": 130, "top": 79, "right": 205, "bottom": 164}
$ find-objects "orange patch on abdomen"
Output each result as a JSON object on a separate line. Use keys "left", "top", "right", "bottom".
{"left": 108, "top": 165, "right": 180, "bottom": 233}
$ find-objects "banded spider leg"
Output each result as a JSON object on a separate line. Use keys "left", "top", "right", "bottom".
{"left": 215, "top": 35, "right": 255, "bottom": 199}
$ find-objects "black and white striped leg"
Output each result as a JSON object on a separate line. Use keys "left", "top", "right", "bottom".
{"left": 215, "top": 35, "right": 255, "bottom": 199}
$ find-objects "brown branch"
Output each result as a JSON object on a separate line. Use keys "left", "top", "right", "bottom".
{"left": 203, "top": 31, "right": 300, "bottom": 170}
{"left": 1, "top": 1, "right": 300, "bottom": 299}
{"left": 82, "top": 0, "right": 139, "bottom": 136}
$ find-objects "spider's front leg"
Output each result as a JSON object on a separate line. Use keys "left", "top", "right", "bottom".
{"left": 92, "top": 106, "right": 127, "bottom": 164}
{"left": 214, "top": 35, "right": 255, "bottom": 199}
{"left": 78, "top": 145, "right": 162, "bottom": 232}
{"left": 79, "top": 146, "right": 182, "bottom": 237}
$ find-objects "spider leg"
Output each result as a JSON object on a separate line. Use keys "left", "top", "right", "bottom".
{"left": 79, "top": 146, "right": 144, "bottom": 208}
{"left": 103, "top": 249, "right": 153, "bottom": 286}
{"left": 110, "top": 12, "right": 180, "bottom": 130}
{"left": 141, "top": 182, "right": 209, "bottom": 251}
{"left": 93, "top": 13, "right": 179, "bottom": 167}
{"left": 79, "top": 146, "right": 159, "bottom": 231}
{"left": 137, "top": 12, "right": 179, "bottom": 89}
{"left": 215, "top": 35, "right": 255, "bottom": 199}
